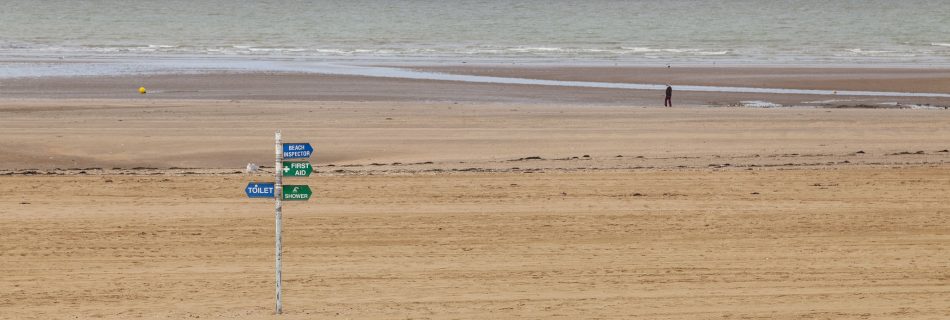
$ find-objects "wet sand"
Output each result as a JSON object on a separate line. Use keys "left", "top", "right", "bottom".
{"left": 410, "top": 65, "right": 950, "bottom": 94}
{"left": 2, "top": 66, "right": 950, "bottom": 107}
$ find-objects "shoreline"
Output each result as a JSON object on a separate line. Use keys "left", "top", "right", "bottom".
{"left": 3, "top": 58, "right": 950, "bottom": 107}
{"left": 3, "top": 65, "right": 950, "bottom": 107}
{"left": 406, "top": 65, "right": 950, "bottom": 95}
{"left": 5, "top": 54, "right": 950, "bottom": 105}
{"left": 5, "top": 55, "right": 950, "bottom": 83}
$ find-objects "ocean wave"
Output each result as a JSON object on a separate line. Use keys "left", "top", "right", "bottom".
{"left": 932, "top": 43, "right": 950, "bottom": 47}
{"left": 0, "top": 42, "right": 946, "bottom": 65}
{"left": 427, "top": 46, "right": 734, "bottom": 57}
{"left": 803, "top": 99, "right": 854, "bottom": 104}
{"left": 0, "top": 40, "right": 43, "bottom": 50}
{"left": 740, "top": 100, "right": 784, "bottom": 108}
{"left": 694, "top": 51, "right": 729, "bottom": 55}
{"left": 847, "top": 48, "right": 895, "bottom": 54}
{"left": 621, "top": 47, "right": 729, "bottom": 55}
{"left": 507, "top": 47, "right": 563, "bottom": 52}
{"left": 621, "top": 47, "right": 662, "bottom": 53}
{"left": 843, "top": 48, "right": 918, "bottom": 57}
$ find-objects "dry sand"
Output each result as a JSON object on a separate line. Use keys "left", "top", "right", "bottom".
{"left": 1, "top": 168, "right": 949, "bottom": 319}
{"left": 1, "top": 67, "right": 950, "bottom": 319}
{"left": 1, "top": 99, "right": 949, "bottom": 170}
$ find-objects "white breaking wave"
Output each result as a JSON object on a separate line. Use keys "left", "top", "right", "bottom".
{"left": 622, "top": 47, "right": 662, "bottom": 53}
{"left": 740, "top": 100, "right": 784, "bottom": 108}
{"left": 803, "top": 99, "right": 855, "bottom": 104}
{"left": 620, "top": 47, "right": 728, "bottom": 55}
{"left": 695, "top": 51, "right": 729, "bottom": 55}
{"left": 845, "top": 48, "right": 919, "bottom": 57}
{"left": 508, "top": 47, "right": 563, "bottom": 52}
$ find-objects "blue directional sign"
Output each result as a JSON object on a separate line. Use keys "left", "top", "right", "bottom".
{"left": 245, "top": 182, "right": 275, "bottom": 198}
{"left": 283, "top": 143, "right": 313, "bottom": 159}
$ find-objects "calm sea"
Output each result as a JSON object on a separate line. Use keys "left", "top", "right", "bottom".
{"left": 1, "top": 0, "right": 949, "bottom": 66}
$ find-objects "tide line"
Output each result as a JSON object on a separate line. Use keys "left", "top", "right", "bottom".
{"left": 292, "top": 63, "right": 950, "bottom": 98}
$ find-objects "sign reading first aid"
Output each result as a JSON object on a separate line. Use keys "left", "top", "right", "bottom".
{"left": 282, "top": 161, "right": 313, "bottom": 177}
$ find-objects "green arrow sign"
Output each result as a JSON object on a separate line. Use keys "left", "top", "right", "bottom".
{"left": 282, "top": 161, "right": 313, "bottom": 177}
{"left": 282, "top": 185, "right": 312, "bottom": 201}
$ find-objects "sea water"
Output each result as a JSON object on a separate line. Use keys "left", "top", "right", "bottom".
{"left": 2, "top": 0, "right": 948, "bottom": 65}
{"left": 2, "top": 0, "right": 950, "bottom": 96}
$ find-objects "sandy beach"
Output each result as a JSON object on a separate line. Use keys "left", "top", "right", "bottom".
{"left": 2, "top": 168, "right": 949, "bottom": 319}
{"left": 1, "top": 67, "right": 950, "bottom": 319}
{"left": 5, "top": 0, "right": 950, "bottom": 317}
{"left": 1, "top": 96, "right": 949, "bottom": 170}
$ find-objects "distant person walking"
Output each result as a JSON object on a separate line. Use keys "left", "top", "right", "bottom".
{"left": 664, "top": 85, "right": 673, "bottom": 107}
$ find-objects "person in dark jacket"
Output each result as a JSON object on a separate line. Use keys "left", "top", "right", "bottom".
{"left": 664, "top": 85, "right": 673, "bottom": 107}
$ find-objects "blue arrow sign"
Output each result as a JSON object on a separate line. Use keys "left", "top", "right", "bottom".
{"left": 283, "top": 143, "right": 313, "bottom": 159}
{"left": 245, "top": 182, "right": 275, "bottom": 198}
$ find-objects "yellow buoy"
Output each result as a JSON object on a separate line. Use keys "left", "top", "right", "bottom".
{"left": 138, "top": 87, "right": 147, "bottom": 94}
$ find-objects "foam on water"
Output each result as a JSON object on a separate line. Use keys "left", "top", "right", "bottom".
{"left": 879, "top": 102, "right": 950, "bottom": 110}
{"left": 803, "top": 99, "right": 855, "bottom": 104}
{"left": 740, "top": 101, "right": 784, "bottom": 108}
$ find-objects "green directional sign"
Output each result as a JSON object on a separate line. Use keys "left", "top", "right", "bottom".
{"left": 282, "top": 161, "right": 313, "bottom": 177}
{"left": 282, "top": 185, "right": 312, "bottom": 201}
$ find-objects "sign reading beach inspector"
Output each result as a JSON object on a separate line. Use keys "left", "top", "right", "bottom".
{"left": 282, "top": 185, "right": 312, "bottom": 201}
{"left": 282, "top": 161, "right": 313, "bottom": 177}
{"left": 283, "top": 143, "right": 313, "bottom": 159}
{"left": 245, "top": 182, "right": 276, "bottom": 198}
